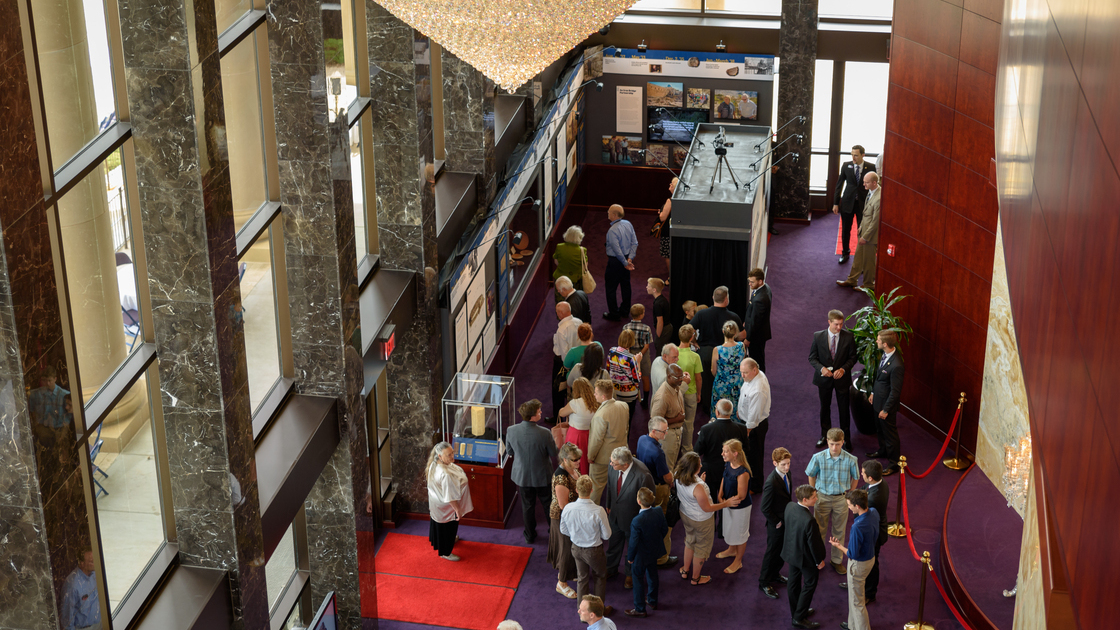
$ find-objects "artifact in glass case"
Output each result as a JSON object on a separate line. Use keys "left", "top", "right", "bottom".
{"left": 442, "top": 373, "right": 515, "bottom": 466}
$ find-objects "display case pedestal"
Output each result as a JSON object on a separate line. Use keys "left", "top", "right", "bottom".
{"left": 457, "top": 461, "right": 517, "bottom": 529}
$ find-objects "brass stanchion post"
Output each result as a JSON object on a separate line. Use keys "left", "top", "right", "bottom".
{"left": 903, "top": 551, "right": 935, "bottom": 630}
{"left": 887, "top": 456, "right": 908, "bottom": 538}
{"left": 942, "top": 392, "right": 971, "bottom": 470}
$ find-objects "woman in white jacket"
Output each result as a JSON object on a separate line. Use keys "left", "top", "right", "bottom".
{"left": 426, "top": 441, "right": 474, "bottom": 561}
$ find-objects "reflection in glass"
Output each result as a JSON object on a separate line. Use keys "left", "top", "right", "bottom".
{"left": 841, "top": 62, "right": 890, "bottom": 156}
{"left": 819, "top": 0, "right": 892, "bottom": 18}
{"left": 507, "top": 185, "right": 541, "bottom": 298}
{"left": 351, "top": 118, "right": 368, "bottom": 263}
{"left": 812, "top": 60, "right": 834, "bottom": 151}
{"left": 265, "top": 524, "right": 298, "bottom": 610}
{"left": 29, "top": 366, "right": 78, "bottom": 500}
{"left": 35, "top": 0, "right": 118, "bottom": 168}
{"left": 61, "top": 548, "right": 102, "bottom": 630}
{"left": 220, "top": 32, "right": 269, "bottom": 233}
{"left": 810, "top": 153, "right": 831, "bottom": 189}
{"left": 58, "top": 147, "right": 144, "bottom": 402}
{"left": 323, "top": 0, "right": 359, "bottom": 121}
{"left": 629, "top": 0, "right": 701, "bottom": 9}
{"left": 705, "top": 0, "right": 782, "bottom": 14}
{"left": 91, "top": 375, "right": 165, "bottom": 611}
{"left": 216, "top": 0, "right": 253, "bottom": 34}
{"left": 242, "top": 227, "right": 282, "bottom": 413}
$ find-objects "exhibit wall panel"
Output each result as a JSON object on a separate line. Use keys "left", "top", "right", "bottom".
{"left": 876, "top": 0, "right": 1001, "bottom": 446}
{"left": 995, "top": 0, "right": 1120, "bottom": 626}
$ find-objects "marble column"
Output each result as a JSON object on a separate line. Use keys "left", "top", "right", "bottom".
{"left": 118, "top": 0, "right": 268, "bottom": 627}
{"left": 772, "top": 0, "right": 818, "bottom": 220}
{"left": 0, "top": 4, "right": 94, "bottom": 626}
{"left": 366, "top": 4, "right": 442, "bottom": 513}
{"left": 441, "top": 50, "right": 496, "bottom": 201}
{"left": 266, "top": 0, "right": 367, "bottom": 625}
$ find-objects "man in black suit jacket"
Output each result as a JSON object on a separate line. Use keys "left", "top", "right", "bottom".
{"left": 868, "top": 330, "right": 905, "bottom": 475}
{"left": 808, "top": 310, "right": 858, "bottom": 449}
{"left": 694, "top": 399, "right": 751, "bottom": 495}
{"left": 626, "top": 487, "right": 669, "bottom": 617}
{"left": 782, "top": 485, "right": 828, "bottom": 629}
{"left": 745, "top": 269, "right": 773, "bottom": 374}
{"left": 557, "top": 275, "right": 592, "bottom": 324}
{"left": 604, "top": 448, "right": 655, "bottom": 586}
{"left": 832, "top": 145, "right": 877, "bottom": 263}
{"left": 759, "top": 447, "right": 794, "bottom": 599}
{"left": 840, "top": 460, "right": 890, "bottom": 602}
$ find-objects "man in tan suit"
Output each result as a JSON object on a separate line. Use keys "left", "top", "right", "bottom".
{"left": 587, "top": 379, "right": 630, "bottom": 503}
{"left": 838, "top": 172, "right": 882, "bottom": 291}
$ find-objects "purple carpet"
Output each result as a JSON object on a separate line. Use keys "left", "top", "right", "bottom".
{"left": 365, "top": 212, "right": 980, "bottom": 630}
{"left": 944, "top": 467, "right": 1022, "bottom": 629}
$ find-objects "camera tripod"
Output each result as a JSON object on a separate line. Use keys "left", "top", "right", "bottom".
{"left": 709, "top": 146, "right": 741, "bottom": 193}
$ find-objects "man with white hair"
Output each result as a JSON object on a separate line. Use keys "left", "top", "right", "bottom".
{"left": 650, "top": 343, "right": 680, "bottom": 397}
{"left": 604, "top": 447, "right": 655, "bottom": 588}
{"left": 603, "top": 204, "right": 637, "bottom": 321}
{"left": 557, "top": 275, "right": 592, "bottom": 323}
{"left": 497, "top": 621, "right": 523, "bottom": 630}
{"left": 739, "top": 357, "right": 772, "bottom": 494}
{"left": 553, "top": 301, "right": 583, "bottom": 416}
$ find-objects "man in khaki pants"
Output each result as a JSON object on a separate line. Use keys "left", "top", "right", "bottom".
{"left": 588, "top": 380, "right": 629, "bottom": 503}
{"left": 837, "top": 171, "right": 882, "bottom": 292}
{"left": 635, "top": 416, "right": 680, "bottom": 568}
{"left": 829, "top": 489, "right": 879, "bottom": 630}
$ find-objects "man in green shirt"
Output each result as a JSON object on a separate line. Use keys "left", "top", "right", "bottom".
{"left": 676, "top": 324, "right": 703, "bottom": 453}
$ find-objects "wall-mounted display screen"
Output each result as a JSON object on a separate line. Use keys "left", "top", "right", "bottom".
{"left": 648, "top": 107, "right": 709, "bottom": 143}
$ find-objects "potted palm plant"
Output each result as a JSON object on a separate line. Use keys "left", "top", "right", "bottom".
{"left": 846, "top": 287, "right": 913, "bottom": 435}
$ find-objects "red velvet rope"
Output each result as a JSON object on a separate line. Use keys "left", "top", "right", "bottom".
{"left": 905, "top": 405, "right": 963, "bottom": 479}
{"left": 899, "top": 469, "right": 977, "bottom": 630}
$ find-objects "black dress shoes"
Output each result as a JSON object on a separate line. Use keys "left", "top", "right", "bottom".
{"left": 776, "top": 574, "right": 788, "bottom": 584}
{"left": 816, "top": 437, "right": 827, "bottom": 448}
{"left": 838, "top": 581, "right": 848, "bottom": 590}
{"left": 883, "top": 465, "right": 902, "bottom": 476}
{"left": 761, "top": 585, "right": 779, "bottom": 599}
{"left": 841, "top": 623, "right": 850, "bottom": 630}
{"left": 657, "top": 556, "right": 680, "bottom": 569}
{"left": 838, "top": 255, "right": 849, "bottom": 264}
{"left": 625, "top": 609, "right": 648, "bottom": 618}
{"left": 603, "top": 312, "right": 621, "bottom": 322}
{"left": 792, "top": 620, "right": 820, "bottom": 629}
{"left": 866, "top": 450, "right": 884, "bottom": 459}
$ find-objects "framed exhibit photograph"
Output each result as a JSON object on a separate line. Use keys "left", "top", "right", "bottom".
{"left": 601, "top": 135, "right": 643, "bottom": 164}
{"left": 647, "top": 107, "right": 708, "bottom": 143}
{"left": 686, "top": 88, "right": 710, "bottom": 110}
{"left": 646, "top": 143, "right": 670, "bottom": 167}
{"left": 646, "top": 81, "right": 683, "bottom": 107}
{"left": 714, "top": 90, "right": 759, "bottom": 120}
{"left": 671, "top": 145, "right": 691, "bottom": 169}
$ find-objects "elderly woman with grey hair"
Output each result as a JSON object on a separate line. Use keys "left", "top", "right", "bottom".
{"left": 548, "top": 442, "right": 584, "bottom": 599}
{"left": 553, "top": 225, "right": 587, "bottom": 290}
{"left": 427, "top": 441, "right": 474, "bottom": 561}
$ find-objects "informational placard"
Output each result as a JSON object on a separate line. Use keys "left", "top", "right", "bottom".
{"left": 466, "top": 270, "right": 486, "bottom": 349}
{"left": 483, "top": 315, "right": 497, "bottom": 362}
{"left": 455, "top": 307, "right": 469, "bottom": 370}
{"left": 616, "top": 85, "right": 643, "bottom": 133}
{"left": 603, "top": 49, "right": 775, "bottom": 81}
{"left": 556, "top": 129, "right": 567, "bottom": 186}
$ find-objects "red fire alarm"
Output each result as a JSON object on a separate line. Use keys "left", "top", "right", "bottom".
{"left": 376, "top": 324, "right": 396, "bottom": 361}
{"left": 886, "top": 244, "right": 896, "bottom": 257}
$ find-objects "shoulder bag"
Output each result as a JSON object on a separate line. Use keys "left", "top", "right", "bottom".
{"left": 580, "top": 247, "right": 597, "bottom": 293}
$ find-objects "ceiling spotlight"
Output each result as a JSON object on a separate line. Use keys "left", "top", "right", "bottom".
{"left": 716, "top": 40, "right": 727, "bottom": 52}
{"left": 637, "top": 39, "right": 648, "bottom": 53}
{"left": 599, "top": 24, "right": 611, "bottom": 36}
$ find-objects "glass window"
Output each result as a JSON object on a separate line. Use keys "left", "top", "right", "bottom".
{"left": 507, "top": 179, "right": 541, "bottom": 298}
{"left": 241, "top": 226, "right": 283, "bottom": 412}
{"left": 840, "top": 62, "right": 890, "bottom": 156}
{"left": 351, "top": 118, "right": 368, "bottom": 262}
{"left": 628, "top": 0, "right": 701, "bottom": 10}
{"left": 810, "top": 154, "right": 831, "bottom": 189}
{"left": 705, "top": 0, "right": 782, "bottom": 15}
{"left": 323, "top": 0, "right": 360, "bottom": 121}
{"left": 770, "top": 58, "right": 780, "bottom": 129}
{"left": 89, "top": 375, "right": 166, "bottom": 612}
{"left": 215, "top": 0, "right": 253, "bottom": 34}
{"left": 57, "top": 147, "right": 145, "bottom": 396}
{"left": 265, "top": 524, "right": 298, "bottom": 611}
{"left": 34, "top": 0, "right": 118, "bottom": 168}
{"left": 812, "top": 60, "right": 834, "bottom": 151}
{"left": 819, "top": 0, "right": 892, "bottom": 19}
{"left": 220, "top": 32, "right": 269, "bottom": 233}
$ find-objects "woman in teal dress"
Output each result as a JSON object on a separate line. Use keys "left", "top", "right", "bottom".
{"left": 553, "top": 225, "right": 586, "bottom": 290}
{"left": 710, "top": 320, "right": 746, "bottom": 410}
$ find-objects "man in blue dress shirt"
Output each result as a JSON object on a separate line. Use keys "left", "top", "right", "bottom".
{"left": 603, "top": 204, "right": 638, "bottom": 322}
{"left": 829, "top": 489, "right": 879, "bottom": 630}
{"left": 61, "top": 549, "right": 101, "bottom": 630}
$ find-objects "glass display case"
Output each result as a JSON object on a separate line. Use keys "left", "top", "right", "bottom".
{"left": 441, "top": 373, "right": 515, "bottom": 467}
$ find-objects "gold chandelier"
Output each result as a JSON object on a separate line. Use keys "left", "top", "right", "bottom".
{"left": 373, "top": 0, "right": 636, "bottom": 90}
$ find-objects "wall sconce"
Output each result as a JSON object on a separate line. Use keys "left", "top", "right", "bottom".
{"left": 1001, "top": 434, "right": 1031, "bottom": 513}
{"left": 637, "top": 39, "right": 647, "bottom": 52}
{"left": 716, "top": 40, "right": 727, "bottom": 52}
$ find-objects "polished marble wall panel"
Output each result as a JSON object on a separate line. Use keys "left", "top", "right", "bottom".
{"left": 441, "top": 50, "right": 495, "bottom": 182}
{"left": 771, "top": 0, "right": 816, "bottom": 220}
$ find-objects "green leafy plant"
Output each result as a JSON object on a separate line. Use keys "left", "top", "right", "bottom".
{"left": 325, "top": 38, "right": 346, "bottom": 66}
{"left": 846, "top": 286, "right": 913, "bottom": 392}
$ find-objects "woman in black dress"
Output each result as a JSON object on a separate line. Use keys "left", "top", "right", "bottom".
{"left": 658, "top": 177, "right": 677, "bottom": 284}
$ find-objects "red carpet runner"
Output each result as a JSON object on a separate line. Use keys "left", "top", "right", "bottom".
{"left": 835, "top": 215, "right": 861, "bottom": 256}
{"left": 359, "top": 532, "right": 532, "bottom": 630}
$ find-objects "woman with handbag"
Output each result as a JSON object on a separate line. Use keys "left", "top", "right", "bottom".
{"left": 553, "top": 226, "right": 587, "bottom": 292}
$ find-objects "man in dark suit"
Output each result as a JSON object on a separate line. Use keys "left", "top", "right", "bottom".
{"left": 782, "top": 485, "right": 828, "bottom": 629}
{"left": 690, "top": 286, "right": 745, "bottom": 411}
{"left": 557, "top": 275, "right": 592, "bottom": 324}
{"left": 604, "top": 447, "right": 655, "bottom": 587}
{"left": 759, "top": 447, "right": 794, "bottom": 599}
{"left": 504, "top": 399, "right": 560, "bottom": 543}
{"left": 868, "top": 330, "right": 905, "bottom": 475}
{"left": 744, "top": 269, "right": 772, "bottom": 374}
{"left": 625, "top": 487, "right": 669, "bottom": 617}
{"left": 840, "top": 460, "right": 889, "bottom": 602}
{"left": 694, "top": 398, "right": 751, "bottom": 495}
{"left": 832, "top": 145, "right": 876, "bottom": 263}
{"left": 808, "top": 310, "right": 858, "bottom": 450}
